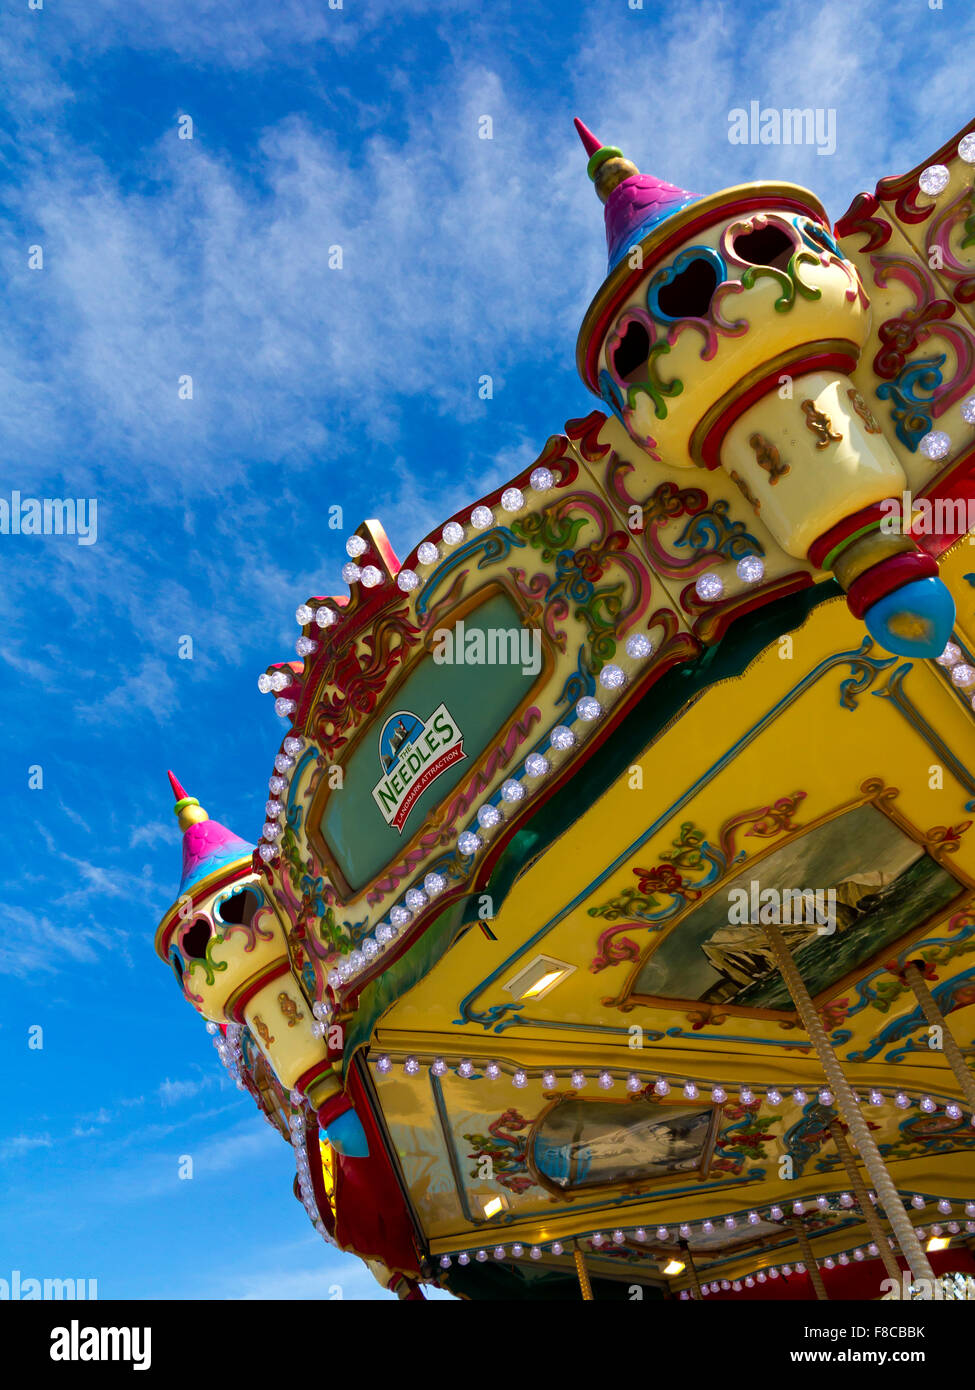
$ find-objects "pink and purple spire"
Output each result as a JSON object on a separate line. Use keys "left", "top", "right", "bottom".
{"left": 168, "top": 770, "right": 253, "bottom": 895}
{"left": 575, "top": 117, "right": 700, "bottom": 272}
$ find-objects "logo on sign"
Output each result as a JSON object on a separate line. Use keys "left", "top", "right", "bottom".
{"left": 372, "top": 704, "right": 465, "bottom": 833}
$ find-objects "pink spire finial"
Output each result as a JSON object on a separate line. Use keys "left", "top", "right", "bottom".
{"left": 574, "top": 117, "right": 603, "bottom": 158}
{"left": 168, "top": 770, "right": 189, "bottom": 802}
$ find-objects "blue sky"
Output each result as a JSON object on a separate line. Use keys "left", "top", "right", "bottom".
{"left": 1, "top": 0, "right": 972, "bottom": 1301}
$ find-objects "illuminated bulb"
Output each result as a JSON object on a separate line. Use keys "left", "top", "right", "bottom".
{"left": 695, "top": 572, "right": 724, "bottom": 601}
{"left": 397, "top": 569, "right": 419, "bottom": 592}
{"left": 739, "top": 1086, "right": 754, "bottom": 1105}
{"left": 656, "top": 1226, "right": 669, "bottom": 1241}
{"left": 403, "top": 1057, "right": 420, "bottom": 1075}
{"left": 792, "top": 1088, "right": 807, "bottom": 1105}
{"left": 430, "top": 1058, "right": 447, "bottom": 1077}
{"left": 712, "top": 1086, "right": 727, "bottom": 1104}
{"left": 816, "top": 1195, "right": 829, "bottom": 1211}
{"left": 766, "top": 1088, "right": 781, "bottom": 1105}
{"left": 869, "top": 1089, "right": 884, "bottom": 1106}
{"left": 599, "top": 664, "right": 626, "bottom": 690}
{"left": 274, "top": 698, "right": 295, "bottom": 718}
{"left": 417, "top": 542, "right": 439, "bottom": 566}
{"left": 634, "top": 1229, "right": 647, "bottom": 1242}
{"left": 258, "top": 844, "right": 276, "bottom": 863}
{"left": 625, "top": 633, "right": 653, "bottom": 658}
{"left": 654, "top": 1079, "right": 670, "bottom": 1097}
{"left": 541, "top": 1070, "right": 556, "bottom": 1089}
{"left": 442, "top": 521, "right": 464, "bottom": 546}
{"left": 770, "top": 1206, "right": 784, "bottom": 1221}
{"left": 500, "top": 488, "right": 524, "bottom": 512}
{"left": 493, "top": 1246, "right": 505, "bottom": 1260}
{"left": 341, "top": 562, "right": 361, "bottom": 584}
{"left": 591, "top": 1233, "right": 605, "bottom": 1248}
{"left": 818, "top": 1088, "right": 833, "bottom": 1105}
{"left": 946, "top": 1103, "right": 962, "bottom": 1121}
{"left": 598, "top": 1071, "right": 614, "bottom": 1090}
{"left": 918, "top": 164, "right": 950, "bottom": 196}
{"left": 529, "top": 1246, "right": 542, "bottom": 1260}
{"left": 612, "top": 1230, "right": 625, "bottom": 1245}
{"left": 679, "top": 1224, "right": 691, "bottom": 1239}
{"left": 360, "top": 565, "right": 382, "bottom": 588}
{"left": 920, "top": 1095, "right": 937, "bottom": 1113}
{"left": 938, "top": 1199, "right": 952, "bottom": 1215}
{"left": 950, "top": 663, "right": 975, "bottom": 687}
{"left": 485, "top": 1062, "right": 501, "bottom": 1080}
{"left": 550, "top": 725, "right": 575, "bottom": 750}
{"left": 295, "top": 636, "right": 318, "bottom": 657}
{"left": 550, "top": 1242, "right": 563, "bottom": 1256}
{"left": 458, "top": 1060, "right": 474, "bottom": 1079}
{"left": 457, "top": 831, "right": 482, "bottom": 855}
{"left": 512, "top": 1069, "right": 528, "bottom": 1088}
{"left": 701, "top": 1220, "right": 714, "bottom": 1234}
{"left": 919, "top": 430, "right": 951, "bottom": 461}
{"left": 724, "top": 1216, "right": 736, "bottom": 1230}
{"left": 736, "top": 555, "right": 764, "bottom": 584}
{"left": 626, "top": 1074, "right": 643, "bottom": 1093}
{"left": 345, "top": 536, "right": 367, "bottom": 558}
{"left": 894, "top": 1092, "right": 910, "bottom": 1109}
{"left": 525, "top": 753, "right": 550, "bottom": 777}
{"left": 500, "top": 778, "right": 524, "bottom": 802}
{"left": 315, "top": 606, "right": 336, "bottom": 627}
{"left": 683, "top": 1082, "right": 698, "bottom": 1099}
{"left": 529, "top": 466, "right": 554, "bottom": 491}
{"left": 570, "top": 1070, "right": 586, "bottom": 1090}
{"left": 748, "top": 1210, "right": 760, "bottom": 1224}
{"left": 470, "top": 506, "right": 494, "bottom": 529}
{"left": 576, "top": 696, "right": 602, "bottom": 721}
{"left": 936, "top": 643, "right": 961, "bottom": 667}
{"left": 458, "top": 1253, "right": 470, "bottom": 1266}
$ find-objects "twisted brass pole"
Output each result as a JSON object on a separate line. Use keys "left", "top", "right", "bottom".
{"left": 828, "top": 1119, "right": 901, "bottom": 1282}
{"left": 903, "top": 962, "right": 975, "bottom": 1112}
{"left": 573, "top": 1243, "right": 593, "bottom": 1301}
{"left": 791, "top": 1217, "right": 828, "bottom": 1300}
{"left": 762, "top": 919, "right": 933, "bottom": 1283}
{"left": 681, "top": 1240, "right": 703, "bottom": 1300}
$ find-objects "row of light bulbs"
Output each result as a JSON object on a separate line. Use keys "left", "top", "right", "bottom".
{"left": 434, "top": 1199, "right": 975, "bottom": 1275}
{"left": 369, "top": 1057, "right": 972, "bottom": 1123}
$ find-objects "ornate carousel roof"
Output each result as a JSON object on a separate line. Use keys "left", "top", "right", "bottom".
{"left": 154, "top": 115, "right": 975, "bottom": 1301}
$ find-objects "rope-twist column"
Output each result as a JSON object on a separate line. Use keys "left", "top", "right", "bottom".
{"left": 828, "top": 1119, "right": 901, "bottom": 1283}
{"left": 790, "top": 1217, "right": 829, "bottom": 1300}
{"left": 681, "top": 1240, "right": 703, "bottom": 1300}
{"left": 573, "top": 1243, "right": 593, "bottom": 1301}
{"left": 903, "top": 962, "right": 975, "bottom": 1112}
{"left": 762, "top": 918, "right": 933, "bottom": 1284}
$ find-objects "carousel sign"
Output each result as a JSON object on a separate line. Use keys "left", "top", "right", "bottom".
{"left": 372, "top": 704, "right": 465, "bottom": 832}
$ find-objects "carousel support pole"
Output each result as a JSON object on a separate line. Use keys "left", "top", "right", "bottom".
{"left": 761, "top": 919, "right": 934, "bottom": 1283}
{"left": 790, "top": 1218, "right": 828, "bottom": 1300}
{"left": 680, "top": 1239, "right": 703, "bottom": 1300}
{"left": 573, "top": 1242, "right": 593, "bottom": 1301}
{"left": 827, "top": 1119, "right": 901, "bottom": 1283}
{"left": 902, "top": 961, "right": 975, "bottom": 1112}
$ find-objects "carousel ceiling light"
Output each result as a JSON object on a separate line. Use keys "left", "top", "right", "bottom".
{"left": 927, "top": 1235, "right": 951, "bottom": 1252}
{"left": 504, "top": 955, "right": 575, "bottom": 1001}
{"left": 530, "top": 466, "right": 555, "bottom": 491}
{"left": 470, "top": 505, "right": 494, "bottom": 529}
{"left": 315, "top": 605, "right": 336, "bottom": 627}
{"left": 442, "top": 521, "right": 465, "bottom": 545}
{"left": 662, "top": 1258, "right": 685, "bottom": 1276}
{"left": 482, "top": 1196, "right": 504, "bottom": 1219}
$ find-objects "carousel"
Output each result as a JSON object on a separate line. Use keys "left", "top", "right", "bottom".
{"left": 154, "top": 115, "right": 975, "bottom": 1300}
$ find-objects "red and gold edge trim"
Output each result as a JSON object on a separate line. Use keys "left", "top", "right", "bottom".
{"left": 225, "top": 957, "right": 291, "bottom": 1021}
{"left": 807, "top": 501, "right": 894, "bottom": 571}
{"left": 691, "top": 342, "right": 861, "bottom": 471}
{"left": 845, "top": 550, "right": 939, "bottom": 619}
{"left": 576, "top": 184, "right": 830, "bottom": 392}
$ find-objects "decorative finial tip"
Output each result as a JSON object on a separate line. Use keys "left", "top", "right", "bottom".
{"left": 573, "top": 117, "right": 603, "bottom": 157}
{"left": 168, "top": 770, "right": 188, "bottom": 802}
